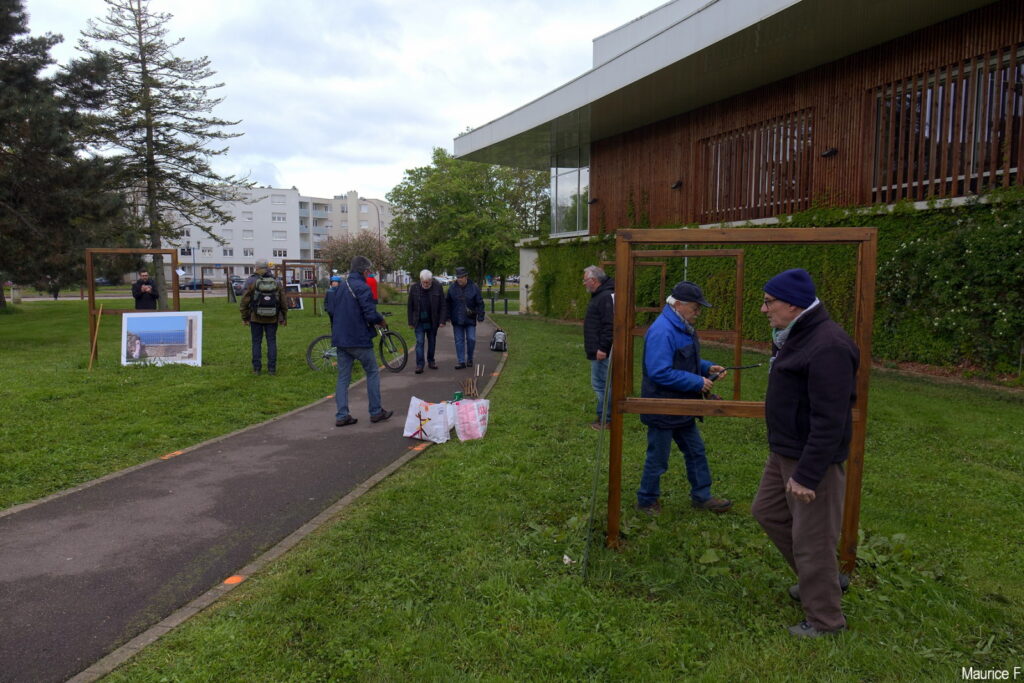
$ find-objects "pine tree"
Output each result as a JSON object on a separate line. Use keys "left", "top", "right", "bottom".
{"left": 77, "top": 0, "right": 249, "bottom": 307}
{"left": 0, "top": 0, "right": 125, "bottom": 303}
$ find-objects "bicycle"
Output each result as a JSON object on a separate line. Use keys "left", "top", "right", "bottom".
{"left": 305, "top": 312, "right": 408, "bottom": 372}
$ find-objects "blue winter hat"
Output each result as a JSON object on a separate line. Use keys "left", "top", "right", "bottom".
{"left": 330, "top": 275, "right": 342, "bottom": 283}
{"left": 764, "top": 269, "right": 816, "bottom": 308}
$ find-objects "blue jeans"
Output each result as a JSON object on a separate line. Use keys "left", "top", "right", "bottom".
{"left": 335, "top": 346, "right": 382, "bottom": 420}
{"left": 591, "top": 357, "right": 609, "bottom": 423}
{"left": 637, "top": 421, "right": 712, "bottom": 507}
{"left": 414, "top": 325, "right": 438, "bottom": 368}
{"left": 452, "top": 324, "right": 476, "bottom": 364}
{"left": 249, "top": 322, "right": 277, "bottom": 371}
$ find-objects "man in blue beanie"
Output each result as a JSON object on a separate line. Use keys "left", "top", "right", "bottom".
{"left": 751, "top": 268, "right": 859, "bottom": 638}
{"left": 636, "top": 281, "right": 732, "bottom": 515}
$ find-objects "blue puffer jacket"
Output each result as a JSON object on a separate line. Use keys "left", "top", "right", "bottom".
{"left": 325, "top": 271, "right": 384, "bottom": 348}
{"left": 640, "top": 304, "right": 712, "bottom": 429}
{"left": 445, "top": 279, "right": 485, "bottom": 326}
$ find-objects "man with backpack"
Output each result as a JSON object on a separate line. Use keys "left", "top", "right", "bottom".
{"left": 240, "top": 259, "right": 287, "bottom": 375}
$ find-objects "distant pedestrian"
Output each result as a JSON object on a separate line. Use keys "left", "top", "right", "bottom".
{"left": 325, "top": 256, "right": 393, "bottom": 427}
{"left": 325, "top": 274, "right": 342, "bottom": 325}
{"left": 131, "top": 269, "right": 159, "bottom": 310}
{"left": 240, "top": 259, "right": 287, "bottom": 375}
{"left": 366, "top": 271, "right": 379, "bottom": 303}
{"left": 751, "top": 268, "right": 859, "bottom": 638}
{"left": 446, "top": 266, "right": 484, "bottom": 370}
{"left": 407, "top": 269, "right": 447, "bottom": 374}
{"left": 582, "top": 265, "right": 614, "bottom": 430}
{"left": 637, "top": 281, "right": 732, "bottom": 515}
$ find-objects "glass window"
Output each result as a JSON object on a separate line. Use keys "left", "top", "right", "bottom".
{"left": 273, "top": 249, "right": 288, "bottom": 258}
{"left": 201, "top": 247, "right": 213, "bottom": 256}
{"left": 223, "top": 248, "right": 233, "bottom": 257}
{"left": 243, "top": 247, "right": 254, "bottom": 257}
{"left": 272, "top": 230, "right": 287, "bottom": 240}
{"left": 360, "top": 204, "right": 369, "bottom": 213}
{"left": 244, "top": 266, "right": 254, "bottom": 275}
{"left": 341, "top": 220, "right": 348, "bottom": 228}
{"left": 271, "top": 194, "right": 285, "bottom": 204}
{"left": 242, "top": 211, "right": 253, "bottom": 221}
{"left": 243, "top": 229, "right": 254, "bottom": 240}
{"left": 359, "top": 220, "right": 369, "bottom": 229}
{"left": 272, "top": 213, "right": 286, "bottom": 223}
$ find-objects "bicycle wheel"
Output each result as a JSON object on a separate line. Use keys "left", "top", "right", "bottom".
{"left": 306, "top": 334, "right": 338, "bottom": 371}
{"left": 378, "top": 330, "right": 408, "bottom": 372}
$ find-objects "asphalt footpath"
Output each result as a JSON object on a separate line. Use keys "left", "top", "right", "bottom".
{"left": 0, "top": 319, "right": 503, "bottom": 683}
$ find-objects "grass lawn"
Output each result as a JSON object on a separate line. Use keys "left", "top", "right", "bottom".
{"left": 3, "top": 306, "right": 1022, "bottom": 679}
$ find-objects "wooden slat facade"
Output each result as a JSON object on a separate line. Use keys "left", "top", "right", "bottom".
{"left": 588, "top": 0, "right": 1024, "bottom": 232}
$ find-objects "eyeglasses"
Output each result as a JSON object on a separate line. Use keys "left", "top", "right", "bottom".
{"left": 762, "top": 297, "right": 780, "bottom": 306}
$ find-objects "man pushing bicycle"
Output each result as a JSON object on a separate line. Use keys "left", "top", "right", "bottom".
{"left": 324, "top": 256, "right": 394, "bottom": 427}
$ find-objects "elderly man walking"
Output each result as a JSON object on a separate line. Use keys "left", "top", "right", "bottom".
{"left": 446, "top": 266, "right": 484, "bottom": 370}
{"left": 582, "top": 265, "right": 614, "bottom": 429}
{"left": 751, "top": 268, "right": 859, "bottom": 638}
{"left": 407, "top": 269, "right": 447, "bottom": 374}
{"left": 637, "top": 281, "right": 732, "bottom": 515}
{"left": 324, "top": 256, "right": 393, "bottom": 427}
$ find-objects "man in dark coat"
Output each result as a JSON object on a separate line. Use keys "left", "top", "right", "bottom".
{"left": 407, "top": 269, "right": 448, "bottom": 373}
{"left": 131, "top": 269, "right": 159, "bottom": 310}
{"left": 637, "top": 281, "right": 732, "bottom": 515}
{"left": 582, "top": 265, "right": 614, "bottom": 429}
{"left": 445, "top": 266, "right": 484, "bottom": 369}
{"left": 239, "top": 259, "right": 287, "bottom": 375}
{"left": 324, "top": 256, "right": 393, "bottom": 427}
{"left": 751, "top": 268, "right": 859, "bottom": 638}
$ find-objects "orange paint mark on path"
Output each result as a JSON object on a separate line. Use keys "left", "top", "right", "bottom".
{"left": 160, "top": 451, "right": 183, "bottom": 460}
{"left": 223, "top": 575, "right": 245, "bottom": 585}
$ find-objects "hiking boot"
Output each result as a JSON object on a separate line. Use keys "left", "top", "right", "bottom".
{"left": 787, "top": 620, "right": 846, "bottom": 639}
{"left": 454, "top": 363, "right": 467, "bottom": 369}
{"left": 415, "top": 366, "right": 424, "bottom": 374}
{"left": 788, "top": 572, "right": 851, "bottom": 601}
{"left": 635, "top": 500, "right": 662, "bottom": 516}
{"left": 589, "top": 421, "right": 608, "bottom": 431}
{"left": 428, "top": 362, "right": 438, "bottom": 370}
{"left": 370, "top": 409, "right": 394, "bottom": 423}
{"left": 335, "top": 416, "right": 357, "bottom": 427}
{"left": 691, "top": 496, "right": 733, "bottom": 513}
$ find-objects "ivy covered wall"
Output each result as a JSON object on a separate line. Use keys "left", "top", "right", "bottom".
{"left": 529, "top": 189, "right": 1024, "bottom": 374}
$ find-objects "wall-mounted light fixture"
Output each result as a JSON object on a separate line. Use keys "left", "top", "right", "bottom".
{"left": 821, "top": 147, "right": 838, "bottom": 158}
{"left": 670, "top": 180, "right": 683, "bottom": 189}
{"left": 587, "top": 198, "right": 598, "bottom": 205}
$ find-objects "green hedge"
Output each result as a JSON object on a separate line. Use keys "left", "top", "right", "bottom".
{"left": 530, "top": 189, "right": 1024, "bottom": 375}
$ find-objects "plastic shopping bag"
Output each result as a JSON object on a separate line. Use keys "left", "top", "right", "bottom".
{"left": 403, "top": 396, "right": 454, "bottom": 443}
{"left": 454, "top": 399, "right": 490, "bottom": 441}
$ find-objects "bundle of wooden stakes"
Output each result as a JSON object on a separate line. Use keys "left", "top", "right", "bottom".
{"left": 459, "top": 363, "right": 485, "bottom": 398}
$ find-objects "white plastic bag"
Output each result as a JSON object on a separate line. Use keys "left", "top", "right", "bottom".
{"left": 403, "top": 396, "right": 454, "bottom": 443}
{"left": 454, "top": 399, "right": 490, "bottom": 441}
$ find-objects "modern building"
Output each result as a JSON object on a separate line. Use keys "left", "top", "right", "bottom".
{"left": 454, "top": 0, "right": 1023, "bottom": 304}
{"left": 167, "top": 187, "right": 391, "bottom": 282}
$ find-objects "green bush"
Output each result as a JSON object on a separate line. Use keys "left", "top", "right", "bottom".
{"left": 531, "top": 189, "right": 1024, "bottom": 374}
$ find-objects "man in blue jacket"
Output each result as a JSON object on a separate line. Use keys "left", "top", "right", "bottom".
{"left": 751, "top": 269, "right": 858, "bottom": 638}
{"left": 637, "top": 281, "right": 732, "bottom": 515}
{"left": 445, "top": 266, "right": 485, "bottom": 370}
{"left": 324, "top": 256, "right": 393, "bottom": 427}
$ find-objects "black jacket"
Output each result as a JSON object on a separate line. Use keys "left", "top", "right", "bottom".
{"left": 407, "top": 279, "right": 447, "bottom": 328}
{"left": 131, "top": 278, "right": 159, "bottom": 310}
{"left": 764, "top": 303, "right": 859, "bottom": 490}
{"left": 583, "top": 277, "right": 614, "bottom": 360}
{"left": 446, "top": 280, "right": 484, "bottom": 326}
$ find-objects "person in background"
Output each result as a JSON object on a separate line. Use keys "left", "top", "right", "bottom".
{"left": 446, "top": 266, "right": 484, "bottom": 370}
{"left": 325, "top": 256, "right": 393, "bottom": 427}
{"left": 366, "top": 271, "right": 379, "bottom": 303}
{"left": 582, "top": 265, "right": 614, "bottom": 430}
{"left": 239, "top": 259, "right": 287, "bottom": 375}
{"left": 406, "top": 269, "right": 447, "bottom": 374}
{"left": 131, "top": 269, "right": 159, "bottom": 310}
{"left": 751, "top": 268, "right": 859, "bottom": 639}
{"left": 325, "top": 274, "right": 342, "bottom": 324}
{"left": 636, "top": 281, "right": 732, "bottom": 515}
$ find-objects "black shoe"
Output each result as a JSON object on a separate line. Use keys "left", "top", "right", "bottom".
{"left": 691, "top": 496, "right": 733, "bottom": 513}
{"left": 635, "top": 501, "right": 662, "bottom": 516}
{"left": 370, "top": 409, "right": 393, "bottom": 423}
{"left": 335, "top": 416, "right": 357, "bottom": 427}
{"left": 454, "top": 363, "right": 467, "bottom": 369}
{"left": 415, "top": 366, "right": 424, "bottom": 374}
{"left": 789, "top": 572, "right": 851, "bottom": 601}
{"left": 467, "top": 359, "right": 473, "bottom": 366}
{"left": 428, "top": 362, "right": 438, "bottom": 370}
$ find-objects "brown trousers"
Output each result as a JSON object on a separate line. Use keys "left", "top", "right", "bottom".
{"left": 751, "top": 452, "right": 847, "bottom": 631}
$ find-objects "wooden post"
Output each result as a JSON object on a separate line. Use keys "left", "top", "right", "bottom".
{"left": 88, "top": 305, "right": 103, "bottom": 371}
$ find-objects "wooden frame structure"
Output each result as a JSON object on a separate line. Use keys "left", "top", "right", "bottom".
{"left": 276, "top": 258, "right": 331, "bottom": 316}
{"left": 84, "top": 248, "right": 180, "bottom": 357}
{"left": 607, "top": 227, "right": 877, "bottom": 572}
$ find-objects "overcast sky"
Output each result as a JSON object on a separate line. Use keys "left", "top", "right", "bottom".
{"left": 22, "top": 0, "right": 647, "bottom": 200}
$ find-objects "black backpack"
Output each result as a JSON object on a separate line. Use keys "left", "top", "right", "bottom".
{"left": 490, "top": 328, "right": 507, "bottom": 352}
{"left": 251, "top": 275, "right": 280, "bottom": 318}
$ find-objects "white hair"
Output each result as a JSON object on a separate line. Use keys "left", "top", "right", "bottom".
{"left": 419, "top": 269, "right": 433, "bottom": 282}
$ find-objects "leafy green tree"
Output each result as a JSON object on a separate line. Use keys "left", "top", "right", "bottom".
{"left": 76, "top": 0, "right": 248, "bottom": 307}
{"left": 386, "top": 148, "right": 549, "bottom": 290}
{"left": 320, "top": 231, "right": 396, "bottom": 279}
{"left": 0, "top": 0, "right": 125, "bottom": 303}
